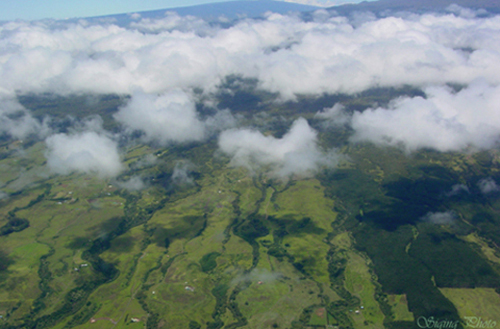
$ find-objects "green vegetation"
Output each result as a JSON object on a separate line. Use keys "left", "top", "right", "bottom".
{"left": 439, "top": 288, "right": 500, "bottom": 321}
{"left": 1, "top": 89, "right": 500, "bottom": 329}
{"left": 0, "top": 218, "right": 29, "bottom": 236}
{"left": 388, "top": 295, "right": 414, "bottom": 322}
{"left": 200, "top": 252, "right": 221, "bottom": 273}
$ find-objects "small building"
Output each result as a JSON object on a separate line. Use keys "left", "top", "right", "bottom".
{"left": 185, "top": 286, "right": 195, "bottom": 292}
{"left": 131, "top": 318, "right": 141, "bottom": 323}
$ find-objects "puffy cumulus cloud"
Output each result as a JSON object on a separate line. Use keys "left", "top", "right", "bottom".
{"left": 114, "top": 90, "right": 206, "bottom": 144}
{"left": 130, "top": 153, "right": 158, "bottom": 169}
{"left": 204, "top": 109, "right": 238, "bottom": 133}
{"left": 315, "top": 103, "right": 350, "bottom": 125}
{"left": 171, "top": 161, "right": 196, "bottom": 185}
{"left": 0, "top": 95, "right": 51, "bottom": 139}
{"left": 1, "top": 7, "right": 500, "bottom": 155}
{"left": 421, "top": 211, "right": 456, "bottom": 225}
{"left": 115, "top": 90, "right": 237, "bottom": 145}
{"left": 45, "top": 131, "right": 122, "bottom": 177}
{"left": 350, "top": 82, "right": 500, "bottom": 152}
{"left": 477, "top": 177, "right": 499, "bottom": 194}
{"left": 0, "top": 12, "right": 499, "bottom": 100}
{"left": 129, "top": 13, "right": 142, "bottom": 21}
{"left": 253, "top": 14, "right": 500, "bottom": 98}
{"left": 0, "top": 20, "right": 226, "bottom": 95}
{"left": 114, "top": 176, "right": 146, "bottom": 191}
{"left": 445, "top": 184, "right": 469, "bottom": 197}
{"left": 218, "top": 118, "right": 339, "bottom": 177}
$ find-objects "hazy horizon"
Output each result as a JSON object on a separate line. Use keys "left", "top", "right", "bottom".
{"left": 0, "top": 0, "right": 368, "bottom": 21}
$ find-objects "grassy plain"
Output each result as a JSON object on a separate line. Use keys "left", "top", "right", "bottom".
{"left": 344, "top": 250, "right": 385, "bottom": 328}
{"left": 387, "top": 295, "right": 414, "bottom": 322}
{"left": 439, "top": 288, "right": 500, "bottom": 322}
{"left": 3, "top": 89, "right": 500, "bottom": 329}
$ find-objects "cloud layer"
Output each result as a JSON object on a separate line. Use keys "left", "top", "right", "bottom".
{"left": 0, "top": 11, "right": 499, "bottom": 98}
{"left": 0, "top": 8, "right": 498, "bottom": 177}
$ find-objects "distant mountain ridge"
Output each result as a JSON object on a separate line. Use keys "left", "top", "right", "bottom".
{"left": 328, "top": 0, "right": 500, "bottom": 16}
{"left": 91, "top": 1, "right": 320, "bottom": 25}
{"left": 86, "top": 0, "right": 500, "bottom": 27}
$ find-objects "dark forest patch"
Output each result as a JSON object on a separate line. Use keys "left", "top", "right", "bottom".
{"left": 200, "top": 252, "right": 221, "bottom": 273}
{"left": 152, "top": 215, "right": 207, "bottom": 248}
{"left": 353, "top": 224, "right": 461, "bottom": 320}
{"left": 410, "top": 224, "right": 500, "bottom": 288}
{"left": 0, "top": 217, "right": 29, "bottom": 236}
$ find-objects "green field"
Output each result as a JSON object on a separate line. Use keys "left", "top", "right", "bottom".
{"left": 440, "top": 288, "right": 500, "bottom": 323}
{"left": 344, "top": 249, "right": 385, "bottom": 328}
{"left": 1, "top": 89, "right": 500, "bottom": 329}
{"left": 388, "top": 295, "right": 414, "bottom": 322}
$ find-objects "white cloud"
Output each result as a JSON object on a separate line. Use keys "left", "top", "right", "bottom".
{"left": 131, "top": 153, "right": 158, "bottom": 169}
{"left": 445, "top": 184, "right": 469, "bottom": 197}
{"left": 252, "top": 14, "right": 500, "bottom": 99}
{"left": 114, "top": 176, "right": 145, "bottom": 191}
{"left": 114, "top": 90, "right": 206, "bottom": 145}
{"left": 0, "top": 95, "right": 51, "bottom": 139}
{"left": 204, "top": 109, "right": 238, "bottom": 133}
{"left": 218, "top": 118, "right": 339, "bottom": 177}
{"left": 315, "top": 103, "right": 350, "bottom": 125}
{"left": 478, "top": 177, "right": 499, "bottom": 194}
{"left": 350, "top": 82, "right": 500, "bottom": 152}
{"left": 114, "top": 90, "right": 237, "bottom": 145}
{"left": 129, "top": 13, "right": 142, "bottom": 20}
{"left": 45, "top": 131, "right": 122, "bottom": 177}
{"left": 171, "top": 161, "right": 195, "bottom": 185}
{"left": 0, "top": 9, "right": 499, "bottom": 160}
{"left": 421, "top": 211, "right": 456, "bottom": 225}
{"left": 0, "top": 11, "right": 499, "bottom": 100}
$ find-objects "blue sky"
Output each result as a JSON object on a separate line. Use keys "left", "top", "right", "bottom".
{"left": 0, "top": 0, "right": 366, "bottom": 21}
